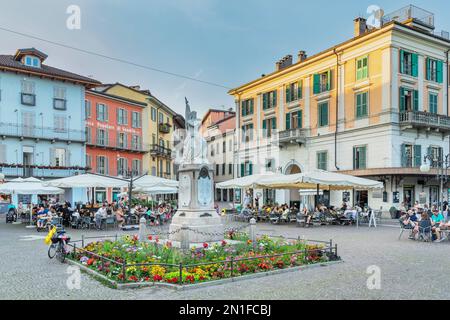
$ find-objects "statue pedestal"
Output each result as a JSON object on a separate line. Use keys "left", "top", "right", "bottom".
{"left": 169, "top": 164, "right": 223, "bottom": 244}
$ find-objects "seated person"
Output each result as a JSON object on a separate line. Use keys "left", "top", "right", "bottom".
{"left": 299, "top": 207, "right": 313, "bottom": 226}
{"left": 115, "top": 207, "right": 125, "bottom": 228}
{"left": 36, "top": 207, "right": 50, "bottom": 228}
{"left": 400, "top": 210, "right": 417, "bottom": 232}
{"left": 94, "top": 204, "right": 108, "bottom": 230}
{"left": 431, "top": 209, "right": 445, "bottom": 242}
{"left": 411, "top": 212, "right": 432, "bottom": 240}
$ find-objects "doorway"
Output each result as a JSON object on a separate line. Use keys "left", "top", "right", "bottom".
{"left": 22, "top": 147, "right": 34, "bottom": 177}
{"left": 355, "top": 190, "right": 368, "bottom": 208}
{"left": 429, "top": 186, "right": 439, "bottom": 208}
{"left": 403, "top": 186, "right": 415, "bottom": 209}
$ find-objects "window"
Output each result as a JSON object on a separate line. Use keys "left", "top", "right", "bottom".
{"left": 400, "top": 50, "right": 418, "bottom": 77}
{"left": 241, "top": 124, "right": 254, "bottom": 143}
{"left": 222, "top": 163, "right": 226, "bottom": 175}
{"left": 262, "top": 90, "right": 277, "bottom": 110}
{"left": 117, "top": 158, "right": 128, "bottom": 176}
{"left": 24, "top": 56, "right": 40, "bottom": 68}
{"left": 53, "top": 115, "right": 67, "bottom": 133}
{"left": 262, "top": 117, "right": 277, "bottom": 138}
{"left": 132, "top": 159, "right": 141, "bottom": 175}
{"left": 228, "top": 163, "right": 233, "bottom": 175}
{"left": 53, "top": 87, "right": 66, "bottom": 110}
{"left": 131, "top": 112, "right": 141, "bottom": 128}
{"left": 85, "top": 100, "right": 91, "bottom": 119}
{"left": 229, "top": 140, "right": 232, "bottom": 151}
{"left": 223, "top": 189, "right": 228, "bottom": 202}
{"left": 117, "top": 108, "right": 128, "bottom": 125}
{"left": 426, "top": 58, "right": 443, "bottom": 83}
{"left": 21, "top": 80, "right": 35, "bottom": 106}
{"left": 223, "top": 141, "right": 226, "bottom": 153}
{"left": 429, "top": 93, "right": 438, "bottom": 114}
{"left": 166, "top": 160, "right": 171, "bottom": 175}
{"left": 240, "top": 161, "right": 253, "bottom": 177}
{"left": 117, "top": 132, "right": 127, "bottom": 149}
{"left": 132, "top": 135, "right": 141, "bottom": 150}
{"left": 216, "top": 189, "right": 222, "bottom": 202}
{"left": 428, "top": 146, "right": 443, "bottom": 168}
{"left": 317, "top": 152, "right": 327, "bottom": 171}
{"left": 151, "top": 107, "right": 157, "bottom": 121}
{"left": 356, "top": 56, "right": 369, "bottom": 81}
{"left": 285, "top": 80, "right": 302, "bottom": 103}
{"left": 216, "top": 143, "right": 220, "bottom": 154}
{"left": 158, "top": 160, "right": 163, "bottom": 177}
{"left": 86, "top": 127, "right": 92, "bottom": 143}
{"left": 401, "top": 144, "right": 421, "bottom": 167}
{"left": 97, "top": 129, "right": 108, "bottom": 146}
{"left": 96, "top": 103, "right": 108, "bottom": 122}
{"left": 96, "top": 156, "right": 108, "bottom": 175}
{"left": 400, "top": 87, "right": 418, "bottom": 112}
{"left": 286, "top": 110, "right": 302, "bottom": 130}
{"left": 241, "top": 99, "right": 254, "bottom": 116}
{"left": 313, "top": 70, "right": 332, "bottom": 94}
{"left": 216, "top": 164, "right": 220, "bottom": 176}
{"left": 158, "top": 112, "right": 164, "bottom": 124}
{"left": 318, "top": 101, "right": 329, "bottom": 127}
{"left": 53, "top": 148, "right": 66, "bottom": 167}
{"left": 265, "top": 158, "right": 275, "bottom": 172}
{"left": 86, "top": 154, "right": 92, "bottom": 169}
{"left": 355, "top": 92, "right": 368, "bottom": 118}
{"left": 353, "top": 146, "right": 367, "bottom": 170}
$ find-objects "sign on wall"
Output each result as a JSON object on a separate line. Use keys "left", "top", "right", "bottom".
{"left": 393, "top": 192, "right": 400, "bottom": 204}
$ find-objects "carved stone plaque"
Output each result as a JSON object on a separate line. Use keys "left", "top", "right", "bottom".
{"left": 197, "top": 167, "right": 212, "bottom": 207}
{"left": 179, "top": 174, "right": 191, "bottom": 207}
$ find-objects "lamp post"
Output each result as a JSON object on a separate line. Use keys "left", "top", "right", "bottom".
{"left": 420, "top": 153, "right": 450, "bottom": 211}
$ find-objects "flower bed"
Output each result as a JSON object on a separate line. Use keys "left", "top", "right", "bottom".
{"left": 68, "top": 233, "right": 339, "bottom": 285}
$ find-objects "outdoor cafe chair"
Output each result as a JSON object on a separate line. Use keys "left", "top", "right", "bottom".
{"left": 104, "top": 216, "right": 117, "bottom": 231}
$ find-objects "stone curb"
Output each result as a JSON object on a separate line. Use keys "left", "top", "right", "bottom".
{"left": 66, "top": 258, "right": 343, "bottom": 291}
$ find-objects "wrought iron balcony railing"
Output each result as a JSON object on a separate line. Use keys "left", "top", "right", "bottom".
{"left": 0, "top": 122, "right": 86, "bottom": 142}
{"left": 275, "top": 128, "right": 308, "bottom": 145}
{"left": 87, "top": 138, "right": 148, "bottom": 152}
{"left": 399, "top": 111, "right": 450, "bottom": 133}
{"left": 0, "top": 166, "right": 86, "bottom": 178}
{"left": 150, "top": 144, "right": 172, "bottom": 158}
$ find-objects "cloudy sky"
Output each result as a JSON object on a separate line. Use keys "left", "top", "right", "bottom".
{"left": 0, "top": 0, "right": 449, "bottom": 116}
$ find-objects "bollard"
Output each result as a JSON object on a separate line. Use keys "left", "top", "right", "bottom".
{"left": 180, "top": 224, "right": 190, "bottom": 251}
{"left": 249, "top": 218, "right": 257, "bottom": 249}
{"left": 138, "top": 217, "right": 147, "bottom": 242}
{"left": 81, "top": 235, "right": 84, "bottom": 248}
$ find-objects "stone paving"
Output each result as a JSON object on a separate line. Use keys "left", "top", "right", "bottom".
{"left": 1, "top": 217, "right": 449, "bottom": 300}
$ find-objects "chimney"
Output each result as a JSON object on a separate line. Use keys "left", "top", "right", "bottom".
{"left": 298, "top": 50, "right": 307, "bottom": 62}
{"left": 276, "top": 55, "right": 293, "bottom": 71}
{"left": 276, "top": 60, "right": 282, "bottom": 71}
{"left": 130, "top": 85, "right": 141, "bottom": 90}
{"left": 354, "top": 17, "right": 367, "bottom": 37}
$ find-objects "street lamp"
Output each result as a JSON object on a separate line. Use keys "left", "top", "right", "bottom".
{"left": 420, "top": 153, "right": 450, "bottom": 211}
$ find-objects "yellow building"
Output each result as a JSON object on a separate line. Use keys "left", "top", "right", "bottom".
{"left": 229, "top": 5, "right": 450, "bottom": 211}
{"left": 100, "top": 83, "right": 179, "bottom": 179}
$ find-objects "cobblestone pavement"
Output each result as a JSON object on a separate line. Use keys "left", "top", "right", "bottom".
{"left": 1, "top": 217, "right": 449, "bottom": 300}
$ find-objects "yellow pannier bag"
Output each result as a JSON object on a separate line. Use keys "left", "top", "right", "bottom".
{"left": 44, "top": 226, "right": 57, "bottom": 245}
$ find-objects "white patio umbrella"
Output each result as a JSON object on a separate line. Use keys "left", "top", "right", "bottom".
{"left": 0, "top": 178, "right": 64, "bottom": 195}
{"left": 133, "top": 175, "right": 179, "bottom": 189}
{"left": 216, "top": 172, "right": 287, "bottom": 189}
{"left": 44, "top": 173, "right": 129, "bottom": 188}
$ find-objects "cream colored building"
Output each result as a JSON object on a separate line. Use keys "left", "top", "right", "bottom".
{"left": 229, "top": 5, "right": 450, "bottom": 213}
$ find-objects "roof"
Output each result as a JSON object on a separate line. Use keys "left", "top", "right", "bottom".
{"left": 229, "top": 20, "right": 450, "bottom": 95}
{"left": 14, "top": 48, "right": 48, "bottom": 61}
{"left": 0, "top": 54, "right": 101, "bottom": 87}
{"left": 86, "top": 90, "right": 147, "bottom": 107}
{"left": 201, "top": 108, "right": 235, "bottom": 125}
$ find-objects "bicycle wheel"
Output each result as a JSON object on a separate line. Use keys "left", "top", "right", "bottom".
{"left": 56, "top": 242, "right": 66, "bottom": 263}
{"left": 48, "top": 243, "right": 57, "bottom": 259}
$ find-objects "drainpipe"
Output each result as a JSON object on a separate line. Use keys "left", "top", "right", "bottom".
{"left": 333, "top": 48, "right": 341, "bottom": 171}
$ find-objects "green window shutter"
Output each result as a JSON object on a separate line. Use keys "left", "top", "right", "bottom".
{"left": 401, "top": 144, "right": 407, "bottom": 167}
{"left": 426, "top": 58, "right": 431, "bottom": 81}
{"left": 272, "top": 117, "right": 277, "bottom": 130}
{"left": 298, "top": 80, "right": 302, "bottom": 99}
{"left": 400, "top": 50, "right": 405, "bottom": 74}
{"left": 286, "top": 113, "right": 291, "bottom": 130}
{"left": 362, "top": 92, "right": 368, "bottom": 116}
{"left": 313, "top": 74, "right": 320, "bottom": 94}
{"left": 360, "top": 147, "right": 367, "bottom": 169}
{"left": 414, "top": 145, "right": 422, "bottom": 167}
{"left": 240, "top": 163, "right": 245, "bottom": 177}
{"left": 249, "top": 162, "right": 253, "bottom": 176}
{"left": 356, "top": 59, "right": 362, "bottom": 80}
{"left": 263, "top": 93, "right": 268, "bottom": 110}
{"left": 272, "top": 90, "right": 277, "bottom": 107}
{"left": 323, "top": 103, "right": 329, "bottom": 126}
{"left": 356, "top": 93, "right": 362, "bottom": 117}
{"left": 353, "top": 147, "right": 356, "bottom": 169}
{"left": 297, "top": 110, "right": 302, "bottom": 128}
{"left": 241, "top": 101, "right": 246, "bottom": 117}
{"left": 412, "top": 53, "right": 418, "bottom": 77}
{"left": 327, "top": 70, "right": 332, "bottom": 91}
{"left": 286, "top": 86, "right": 291, "bottom": 103}
{"left": 413, "top": 90, "right": 419, "bottom": 111}
{"left": 362, "top": 57, "right": 368, "bottom": 78}
{"left": 399, "top": 87, "right": 406, "bottom": 111}
{"left": 437, "top": 60, "right": 443, "bottom": 83}
{"left": 262, "top": 120, "right": 267, "bottom": 137}
{"left": 250, "top": 99, "right": 254, "bottom": 114}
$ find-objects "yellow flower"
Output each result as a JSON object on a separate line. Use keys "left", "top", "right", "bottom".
{"left": 150, "top": 265, "right": 166, "bottom": 277}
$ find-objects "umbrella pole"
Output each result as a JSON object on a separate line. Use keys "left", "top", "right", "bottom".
{"left": 315, "top": 184, "right": 319, "bottom": 210}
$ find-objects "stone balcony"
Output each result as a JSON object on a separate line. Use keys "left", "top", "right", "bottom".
{"left": 272, "top": 128, "right": 309, "bottom": 147}
{"left": 399, "top": 111, "right": 450, "bottom": 134}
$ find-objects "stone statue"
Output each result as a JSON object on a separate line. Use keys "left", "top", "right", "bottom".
{"left": 182, "top": 98, "right": 208, "bottom": 165}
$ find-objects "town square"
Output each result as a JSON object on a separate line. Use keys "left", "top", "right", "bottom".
{"left": 1, "top": 0, "right": 450, "bottom": 305}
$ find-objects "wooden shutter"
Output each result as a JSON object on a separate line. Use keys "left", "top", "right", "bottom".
{"left": 297, "top": 110, "right": 302, "bottom": 128}
{"left": 272, "top": 90, "right": 277, "bottom": 107}
{"left": 352, "top": 147, "right": 356, "bottom": 169}
{"left": 413, "top": 90, "right": 419, "bottom": 111}
{"left": 242, "top": 101, "right": 246, "bottom": 117}
{"left": 426, "top": 58, "right": 431, "bottom": 81}
{"left": 399, "top": 88, "right": 406, "bottom": 111}
{"left": 96, "top": 103, "right": 100, "bottom": 120}
{"left": 411, "top": 53, "right": 418, "bottom": 77}
{"left": 313, "top": 74, "right": 320, "bottom": 94}
{"left": 400, "top": 50, "right": 405, "bottom": 74}
{"left": 250, "top": 99, "right": 254, "bottom": 114}
{"left": 298, "top": 80, "right": 303, "bottom": 99}
{"left": 327, "top": 70, "right": 332, "bottom": 91}
{"left": 437, "top": 60, "right": 444, "bottom": 83}
{"left": 272, "top": 117, "right": 277, "bottom": 130}
{"left": 262, "top": 120, "right": 267, "bottom": 137}
{"left": 362, "top": 92, "right": 368, "bottom": 116}
{"left": 360, "top": 147, "right": 367, "bottom": 169}
{"left": 286, "top": 85, "right": 291, "bottom": 103}
{"left": 116, "top": 108, "right": 120, "bottom": 124}
{"left": 401, "top": 144, "right": 407, "bottom": 167}
{"left": 414, "top": 145, "right": 421, "bottom": 167}
{"left": 262, "top": 93, "right": 268, "bottom": 110}
{"left": 286, "top": 113, "right": 291, "bottom": 130}
{"left": 240, "top": 163, "right": 245, "bottom": 177}
{"left": 104, "top": 104, "right": 109, "bottom": 121}
{"left": 50, "top": 148, "right": 56, "bottom": 166}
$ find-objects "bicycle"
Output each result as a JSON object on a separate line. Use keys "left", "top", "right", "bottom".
{"left": 48, "top": 229, "right": 71, "bottom": 263}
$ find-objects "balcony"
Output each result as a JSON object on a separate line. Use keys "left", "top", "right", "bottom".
{"left": 0, "top": 122, "right": 85, "bottom": 143}
{"left": 399, "top": 111, "right": 450, "bottom": 134}
{"left": 0, "top": 165, "right": 86, "bottom": 178}
{"left": 87, "top": 138, "right": 148, "bottom": 153}
{"left": 273, "top": 128, "right": 308, "bottom": 147}
{"left": 150, "top": 144, "right": 172, "bottom": 158}
{"left": 159, "top": 123, "right": 171, "bottom": 134}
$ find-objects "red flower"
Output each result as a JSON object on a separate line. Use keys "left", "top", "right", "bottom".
{"left": 87, "top": 258, "right": 95, "bottom": 266}
{"left": 153, "top": 275, "right": 163, "bottom": 282}
{"left": 128, "top": 275, "right": 138, "bottom": 282}
{"left": 221, "top": 240, "right": 227, "bottom": 247}
{"left": 203, "top": 242, "right": 209, "bottom": 249}
{"left": 148, "top": 235, "right": 153, "bottom": 241}
{"left": 118, "top": 274, "right": 124, "bottom": 280}
{"left": 132, "top": 235, "right": 139, "bottom": 242}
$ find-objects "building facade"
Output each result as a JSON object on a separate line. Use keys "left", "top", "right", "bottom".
{"left": 229, "top": 5, "right": 450, "bottom": 213}
{"left": 0, "top": 48, "right": 100, "bottom": 204}
{"left": 200, "top": 109, "right": 236, "bottom": 208}
{"left": 85, "top": 90, "right": 146, "bottom": 202}
{"left": 100, "top": 83, "right": 178, "bottom": 179}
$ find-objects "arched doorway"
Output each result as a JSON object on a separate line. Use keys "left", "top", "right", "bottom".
{"left": 285, "top": 164, "right": 301, "bottom": 207}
